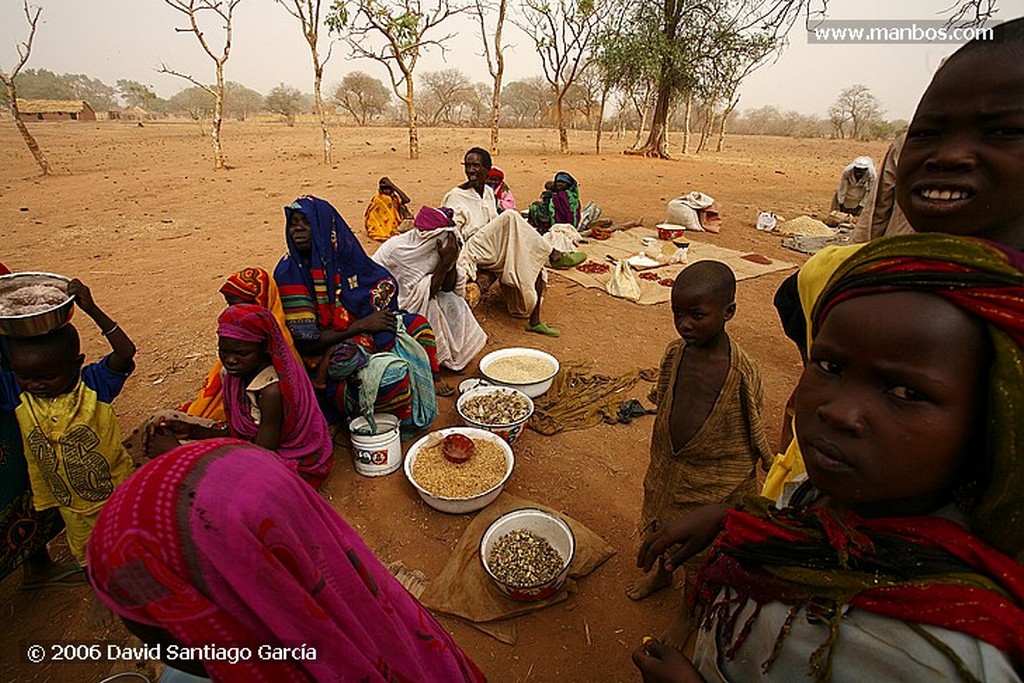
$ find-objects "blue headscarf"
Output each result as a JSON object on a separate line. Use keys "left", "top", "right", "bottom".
{"left": 274, "top": 196, "right": 400, "bottom": 351}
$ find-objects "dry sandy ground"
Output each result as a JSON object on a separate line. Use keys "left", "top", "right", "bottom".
{"left": 0, "top": 121, "right": 888, "bottom": 682}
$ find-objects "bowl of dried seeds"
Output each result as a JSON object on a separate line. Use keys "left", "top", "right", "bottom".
{"left": 456, "top": 385, "right": 534, "bottom": 444}
{"left": 404, "top": 427, "right": 515, "bottom": 514}
{"left": 480, "top": 508, "right": 575, "bottom": 602}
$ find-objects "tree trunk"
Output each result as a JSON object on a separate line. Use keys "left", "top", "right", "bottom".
{"left": 405, "top": 80, "right": 419, "bottom": 160}
{"left": 696, "top": 101, "right": 714, "bottom": 154}
{"left": 212, "top": 63, "right": 226, "bottom": 170}
{"left": 489, "top": 83, "right": 502, "bottom": 154}
{"left": 488, "top": 0, "right": 507, "bottom": 155}
{"left": 682, "top": 90, "right": 692, "bottom": 155}
{"left": 716, "top": 96, "right": 738, "bottom": 152}
{"left": 595, "top": 85, "right": 608, "bottom": 154}
{"left": 313, "top": 65, "right": 332, "bottom": 164}
{"left": 5, "top": 83, "right": 52, "bottom": 175}
{"left": 556, "top": 90, "right": 569, "bottom": 154}
{"left": 635, "top": 80, "right": 671, "bottom": 158}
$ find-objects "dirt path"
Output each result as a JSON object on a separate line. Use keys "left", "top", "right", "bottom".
{"left": 0, "top": 121, "right": 887, "bottom": 682}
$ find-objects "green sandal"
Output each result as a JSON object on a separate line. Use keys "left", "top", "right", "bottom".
{"left": 549, "top": 251, "right": 586, "bottom": 269}
{"left": 525, "top": 322, "right": 560, "bottom": 337}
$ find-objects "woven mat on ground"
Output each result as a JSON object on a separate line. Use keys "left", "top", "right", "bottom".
{"left": 418, "top": 492, "right": 616, "bottom": 644}
{"left": 528, "top": 361, "right": 658, "bottom": 435}
{"left": 549, "top": 227, "right": 796, "bottom": 305}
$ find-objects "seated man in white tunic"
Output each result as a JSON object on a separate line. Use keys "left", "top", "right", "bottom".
{"left": 442, "top": 146, "right": 585, "bottom": 338}
{"left": 371, "top": 206, "right": 487, "bottom": 373}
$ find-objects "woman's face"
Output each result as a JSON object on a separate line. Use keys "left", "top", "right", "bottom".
{"left": 288, "top": 211, "right": 313, "bottom": 255}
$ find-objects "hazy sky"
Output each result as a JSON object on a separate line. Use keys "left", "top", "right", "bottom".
{"left": 0, "top": 0, "right": 1012, "bottom": 120}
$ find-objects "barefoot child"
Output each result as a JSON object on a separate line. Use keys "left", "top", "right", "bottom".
{"left": 628, "top": 262, "right": 772, "bottom": 642}
{"left": 635, "top": 234, "right": 1024, "bottom": 681}
{"left": 156, "top": 304, "right": 334, "bottom": 488}
{"left": 0, "top": 280, "right": 135, "bottom": 620}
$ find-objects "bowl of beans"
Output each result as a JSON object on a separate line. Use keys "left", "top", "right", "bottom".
{"left": 404, "top": 427, "right": 514, "bottom": 514}
{"left": 0, "top": 272, "right": 74, "bottom": 338}
{"left": 479, "top": 348, "right": 559, "bottom": 398}
{"left": 456, "top": 386, "right": 534, "bottom": 444}
{"left": 480, "top": 508, "right": 575, "bottom": 602}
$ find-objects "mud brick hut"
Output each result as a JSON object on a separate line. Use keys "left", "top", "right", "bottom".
{"left": 16, "top": 99, "right": 96, "bottom": 122}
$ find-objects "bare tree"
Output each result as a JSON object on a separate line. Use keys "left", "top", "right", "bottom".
{"left": 331, "top": 71, "right": 391, "bottom": 124}
{"left": 516, "top": 0, "right": 607, "bottom": 154}
{"left": 830, "top": 84, "right": 882, "bottom": 140}
{"left": 420, "top": 68, "right": 471, "bottom": 125}
{"left": 501, "top": 77, "right": 550, "bottom": 127}
{"left": 160, "top": 0, "right": 242, "bottom": 170}
{"left": 276, "top": 0, "right": 334, "bottom": 162}
{"left": 327, "top": 0, "right": 466, "bottom": 159}
{"left": 472, "top": 0, "right": 508, "bottom": 154}
{"left": 1, "top": 1, "right": 52, "bottom": 175}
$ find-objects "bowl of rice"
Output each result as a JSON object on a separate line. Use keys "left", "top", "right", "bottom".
{"left": 404, "top": 427, "right": 514, "bottom": 514}
{"left": 0, "top": 272, "right": 74, "bottom": 338}
{"left": 480, "top": 508, "right": 575, "bottom": 602}
{"left": 479, "top": 348, "right": 559, "bottom": 398}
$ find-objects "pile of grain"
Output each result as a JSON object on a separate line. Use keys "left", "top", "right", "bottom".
{"left": 411, "top": 436, "right": 507, "bottom": 498}
{"left": 485, "top": 355, "right": 555, "bottom": 383}
{"left": 777, "top": 215, "right": 835, "bottom": 237}
{"left": 0, "top": 284, "right": 68, "bottom": 316}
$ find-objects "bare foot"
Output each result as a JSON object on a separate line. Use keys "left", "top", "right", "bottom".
{"left": 626, "top": 564, "right": 673, "bottom": 601}
{"left": 435, "top": 379, "right": 455, "bottom": 397}
{"left": 21, "top": 559, "right": 88, "bottom": 590}
{"left": 87, "top": 592, "right": 114, "bottom": 628}
{"left": 660, "top": 602, "right": 698, "bottom": 652}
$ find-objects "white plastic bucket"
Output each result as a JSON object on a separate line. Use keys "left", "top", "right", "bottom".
{"left": 349, "top": 413, "right": 402, "bottom": 477}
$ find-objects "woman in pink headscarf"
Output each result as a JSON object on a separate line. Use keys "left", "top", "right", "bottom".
{"left": 88, "top": 438, "right": 486, "bottom": 682}
{"left": 152, "top": 304, "right": 333, "bottom": 488}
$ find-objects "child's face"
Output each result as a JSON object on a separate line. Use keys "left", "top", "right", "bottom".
{"left": 795, "top": 291, "right": 987, "bottom": 517}
{"left": 287, "top": 212, "right": 313, "bottom": 254}
{"left": 671, "top": 286, "right": 734, "bottom": 347}
{"left": 9, "top": 347, "right": 83, "bottom": 399}
{"left": 897, "top": 52, "right": 1024, "bottom": 246}
{"left": 218, "top": 337, "right": 268, "bottom": 379}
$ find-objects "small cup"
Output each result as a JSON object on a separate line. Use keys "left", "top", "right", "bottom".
{"left": 458, "top": 378, "right": 491, "bottom": 395}
{"left": 641, "top": 236, "right": 656, "bottom": 247}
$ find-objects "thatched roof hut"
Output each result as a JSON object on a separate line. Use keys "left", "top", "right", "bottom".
{"left": 16, "top": 99, "right": 96, "bottom": 121}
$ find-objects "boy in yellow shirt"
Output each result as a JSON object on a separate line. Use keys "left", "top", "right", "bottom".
{"left": 1, "top": 279, "right": 136, "bottom": 569}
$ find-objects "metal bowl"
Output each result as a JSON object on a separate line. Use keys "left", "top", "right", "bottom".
{"left": 479, "top": 348, "right": 559, "bottom": 399}
{"left": 0, "top": 272, "right": 74, "bottom": 337}
{"left": 456, "top": 385, "right": 534, "bottom": 445}
{"left": 480, "top": 508, "right": 575, "bottom": 602}
{"left": 404, "top": 427, "right": 514, "bottom": 514}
